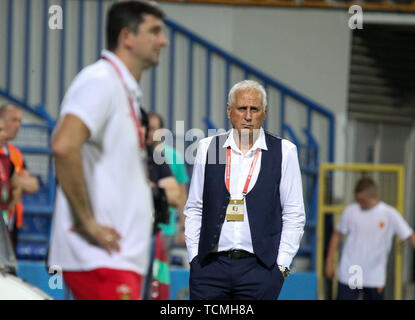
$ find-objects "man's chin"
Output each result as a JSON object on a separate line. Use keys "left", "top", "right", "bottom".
{"left": 144, "top": 57, "right": 160, "bottom": 69}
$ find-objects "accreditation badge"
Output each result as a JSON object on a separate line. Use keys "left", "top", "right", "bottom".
{"left": 225, "top": 199, "right": 244, "bottom": 221}
{"left": 2, "top": 210, "right": 8, "bottom": 226}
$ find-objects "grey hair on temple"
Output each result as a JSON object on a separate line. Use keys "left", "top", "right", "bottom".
{"left": 228, "top": 80, "right": 267, "bottom": 110}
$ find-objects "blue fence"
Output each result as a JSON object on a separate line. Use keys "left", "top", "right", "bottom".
{"left": 17, "top": 261, "right": 317, "bottom": 300}
{"left": 161, "top": 18, "right": 335, "bottom": 269}
{"left": 0, "top": 0, "right": 334, "bottom": 272}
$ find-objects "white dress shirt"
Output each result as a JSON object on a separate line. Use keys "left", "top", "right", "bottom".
{"left": 184, "top": 128, "right": 305, "bottom": 268}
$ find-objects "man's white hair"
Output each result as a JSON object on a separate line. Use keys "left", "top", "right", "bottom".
{"left": 228, "top": 80, "right": 267, "bottom": 110}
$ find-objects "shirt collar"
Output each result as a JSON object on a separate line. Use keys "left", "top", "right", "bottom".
{"left": 223, "top": 127, "right": 268, "bottom": 154}
{"left": 101, "top": 49, "right": 142, "bottom": 101}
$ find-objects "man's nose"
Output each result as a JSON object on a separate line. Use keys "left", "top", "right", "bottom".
{"left": 245, "top": 110, "right": 252, "bottom": 120}
{"left": 159, "top": 33, "right": 168, "bottom": 47}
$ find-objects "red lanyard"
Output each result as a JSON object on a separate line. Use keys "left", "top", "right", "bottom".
{"left": 0, "top": 162, "right": 6, "bottom": 182}
{"left": 225, "top": 147, "right": 260, "bottom": 196}
{"left": 0, "top": 148, "right": 7, "bottom": 181}
{"left": 102, "top": 56, "right": 145, "bottom": 149}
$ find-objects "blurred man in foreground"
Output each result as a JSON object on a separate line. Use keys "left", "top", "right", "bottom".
{"left": 48, "top": 1, "right": 167, "bottom": 300}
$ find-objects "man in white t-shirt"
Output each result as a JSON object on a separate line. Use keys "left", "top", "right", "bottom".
{"left": 325, "top": 177, "right": 415, "bottom": 300}
{"left": 48, "top": 1, "right": 167, "bottom": 300}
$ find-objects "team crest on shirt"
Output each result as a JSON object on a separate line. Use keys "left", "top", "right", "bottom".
{"left": 116, "top": 284, "right": 132, "bottom": 300}
{"left": 379, "top": 221, "right": 386, "bottom": 229}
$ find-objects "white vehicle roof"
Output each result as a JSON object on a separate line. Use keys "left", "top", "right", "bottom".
{"left": 0, "top": 273, "right": 52, "bottom": 300}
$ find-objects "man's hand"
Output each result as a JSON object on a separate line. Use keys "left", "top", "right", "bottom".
{"left": 71, "top": 218, "right": 121, "bottom": 255}
{"left": 17, "top": 169, "right": 39, "bottom": 194}
{"left": 158, "top": 176, "right": 180, "bottom": 207}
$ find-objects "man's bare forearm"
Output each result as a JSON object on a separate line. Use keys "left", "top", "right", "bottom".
{"left": 326, "top": 231, "right": 341, "bottom": 263}
{"left": 54, "top": 150, "right": 94, "bottom": 228}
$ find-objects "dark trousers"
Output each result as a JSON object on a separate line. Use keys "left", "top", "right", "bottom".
{"left": 189, "top": 253, "right": 285, "bottom": 300}
{"left": 337, "top": 282, "right": 384, "bottom": 300}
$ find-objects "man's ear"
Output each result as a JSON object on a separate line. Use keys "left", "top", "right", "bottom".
{"left": 119, "top": 27, "right": 133, "bottom": 50}
{"left": 226, "top": 103, "right": 231, "bottom": 120}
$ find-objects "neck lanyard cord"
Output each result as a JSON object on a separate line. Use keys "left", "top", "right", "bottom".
{"left": 225, "top": 147, "right": 260, "bottom": 195}
{"left": 102, "top": 56, "right": 145, "bottom": 149}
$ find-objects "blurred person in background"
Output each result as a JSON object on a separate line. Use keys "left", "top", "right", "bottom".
{"left": 147, "top": 112, "right": 189, "bottom": 259}
{"left": 0, "top": 104, "right": 39, "bottom": 251}
{"left": 325, "top": 177, "right": 415, "bottom": 300}
{"left": 140, "top": 107, "right": 180, "bottom": 300}
{"left": 48, "top": 1, "right": 167, "bottom": 300}
{"left": 0, "top": 116, "right": 22, "bottom": 242}
{"left": 141, "top": 110, "right": 181, "bottom": 215}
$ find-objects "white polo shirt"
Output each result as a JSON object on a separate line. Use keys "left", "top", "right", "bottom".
{"left": 48, "top": 50, "right": 154, "bottom": 275}
{"left": 337, "top": 201, "right": 413, "bottom": 288}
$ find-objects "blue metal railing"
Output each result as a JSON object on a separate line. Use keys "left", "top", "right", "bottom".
{"left": 0, "top": 1, "right": 335, "bottom": 268}
{"left": 163, "top": 18, "right": 335, "bottom": 153}
{"left": 163, "top": 18, "right": 335, "bottom": 270}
